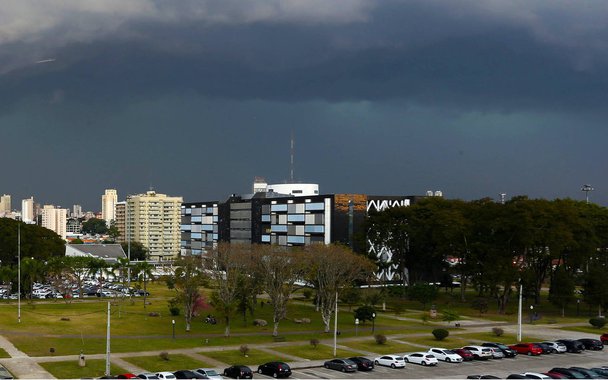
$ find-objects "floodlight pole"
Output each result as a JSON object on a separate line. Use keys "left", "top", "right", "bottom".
{"left": 517, "top": 283, "right": 522, "bottom": 342}
{"left": 17, "top": 222, "right": 21, "bottom": 324}
{"left": 105, "top": 302, "right": 111, "bottom": 377}
{"left": 333, "top": 291, "right": 338, "bottom": 357}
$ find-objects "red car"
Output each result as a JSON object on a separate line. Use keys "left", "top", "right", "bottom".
{"left": 117, "top": 374, "right": 137, "bottom": 379}
{"left": 453, "top": 348, "right": 475, "bottom": 361}
{"left": 509, "top": 343, "right": 543, "bottom": 356}
{"left": 601, "top": 333, "right": 608, "bottom": 345}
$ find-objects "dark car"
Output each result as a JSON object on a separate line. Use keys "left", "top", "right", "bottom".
{"left": 223, "top": 365, "right": 253, "bottom": 379}
{"left": 348, "top": 357, "right": 374, "bottom": 371}
{"left": 533, "top": 342, "right": 554, "bottom": 354}
{"left": 466, "top": 375, "right": 501, "bottom": 379}
{"left": 549, "top": 368, "right": 586, "bottom": 379}
{"left": 454, "top": 348, "right": 475, "bottom": 361}
{"left": 257, "top": 362, "right": 292, "bottom": 378}
{"left": 570, "top": 368, "right": 603, "bottom": 379}
{"left": 556, "top": 339, "right": 585, "bottom": 353}
{"left": 173, "top": 370, "right": 206, "bottom": 379}
{"left": 323, "top": 359, "right": 357, "bottom": 372}
{"left": 592, "top": 368, "right": 608, "bottom": 377}
{"left": 481, "top": 343, "right": 518, "bottom": 358}
{"left": 578, "top": 339, "right": 604, "bottom": 350}
{"left": 506, "top": 375, "right": 529, "bottom": 379}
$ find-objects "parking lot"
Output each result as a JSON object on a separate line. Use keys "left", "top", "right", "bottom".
{"left": 251, "top": 350, "right": 608, "bottom": 379}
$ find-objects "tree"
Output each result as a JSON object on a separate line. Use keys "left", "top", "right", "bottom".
{"left": 252, "top": 244, "right": 305, "bottom": 336}
{"left": 0, "top": 219, "right": 65, "bottom": 265}
{"left": 70, "top": 238, "right": 84, "bottom": 244}
{"left": 21, "top": 257, "right": 45, "bottom": 301}
{"left": 408, "top": 283, "right": 438, "bottom": 308}
{"left": 121, "top": 241, "right": 148, "bottom": 261}
{"left": 107, "top": 220, "right": 120, "bottom": 242}
{"left": 354, "top": 305, "right": 376, "bottom": 323}
{"left": 548, "top": 266, "right": 576, "bottom": 317}
{"left": 167, "top": 256, "right": 207, "bottom": 332}
{"left": 81, "top": 218, "right": 108, "bottom": 235}
{"left": 305, "top": 244, "right": 375, "bottom": 333}
{"left": 205, "top": 243, "right": 249, "bottom": 337}
{"left": 132, "top": 261, "right": 154, "bottom": 308}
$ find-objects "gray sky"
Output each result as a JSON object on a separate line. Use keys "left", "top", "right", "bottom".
{"left": 1, "top": 0, "right": 607, "bottom": 210}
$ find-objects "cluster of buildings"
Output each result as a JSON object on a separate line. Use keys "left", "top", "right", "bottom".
{"left": 1, "top": 180, "right": 440, "bottom": 280}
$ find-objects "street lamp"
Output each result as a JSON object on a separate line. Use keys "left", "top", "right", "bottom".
{"left": 577, "top": 299, "right": 581, "bottom": 317}
{"left": 581, "top": 184, "right": 594, "bottom": 204}
{"left": 355, "top": 318, "right": 359, "bottom": 336}
{"left": 371, "top": 312, "right": 376, "bottom": 334}
{"left": 172, "top": 319, "right": 176, "bottom": 340}
{"left": 529, "top": 305, "right": 534, "bottom": 324}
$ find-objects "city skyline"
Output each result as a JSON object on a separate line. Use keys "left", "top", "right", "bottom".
{"left": 1, "top": 1, "right": 608, "bottom": 209}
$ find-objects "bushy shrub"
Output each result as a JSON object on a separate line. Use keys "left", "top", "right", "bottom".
{"left": 492, "top": 327, "right": 504, "bottom": 337}
{"left": 354, "top": 305, "right": 376, "bottom": 323}
{"left": 374, "top": 334, "right": 387, "bottom": 345}
{"left": 302, "top": 289, "right": 313, "bottom": 299}
{"left": 589, "top": 317, "right": 607, "bottom": 329}
{"left": 239, "top": 345, "right": 250, "bottom": 356}
{"left": 432, "top": 328, "right": 449, "bottom": 341}
{"left": 310, "top": 339, "right": 320, "bottom": 348}
{"left": 159, "top": 352, "right": 170, "bottom": 361}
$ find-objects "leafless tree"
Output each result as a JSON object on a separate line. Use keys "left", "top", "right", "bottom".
{"left": 167, "top": 255, "right": 207, "bottom": 332}
{"left": 252, "top": 244, "right": 305, "bottom": 337}
{"left": 305, "top": 244, "right": 375, "bottom": 332}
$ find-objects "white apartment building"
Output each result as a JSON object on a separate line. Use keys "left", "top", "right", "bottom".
{"left": 102, "top": 189, "right": 117, "bottom": 226}
{"left": 0, "top": 194, "right": 11, "bottom": 213}
{"left": 41, "top": 205, "right": 67, "bottom": 240}
{"left": 21, "top": 197, "right": 34, "bottom": 223}
{"left": 126, "top": 191, "right": 182, "bottom": 261}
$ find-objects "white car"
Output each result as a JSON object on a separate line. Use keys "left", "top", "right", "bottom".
{"left": 462, "top": 345, "right": 493, "bottom": 360}
{"left": 374, "top": 355, "right": 406, "bottom": 368}
{"left": 428, "top": 348, "right": 463, "bottom": 363}
{"left": 193, "top": 368, "right": 222, "bottom": 380}
{"left": 404, "top": 352, "right": 438, "bottom": 366}
{"left": 137, "top": 374, "right": 159, "bottom": 380}
{"left": 541, "top": 341, "right": 567, "bottom": 353}
{"left": 522, "top": 372, "right": 552, "bottom": 379}
{"left": 155, "top": 372, "right": 176, "bottom": 380}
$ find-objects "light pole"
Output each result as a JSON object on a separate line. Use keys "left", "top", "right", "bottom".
{"left": 172, "top": 319, "right": 176, "bottom": 340}
{"left": 581, "top": 184, "right": 594, "bottom": 204}
{"left": 517, "top": 283, "right": 522, "bottom": 342}
{"left": 371, "top": 312, "right": 376, "bottom": 334}
{"left": 355, "top": 318, "right": 359, "bottom": 336}
{"left": 529, "top": 305, "right": 534, "bottom": 324}
{"left": 17, "top": 222, "right": 21, "bottom": 324}
{"left": 333, "top": 291, "right": 338, "bottom": 357}
{"left": 577, "top": 299, "right": 580, "bottom": 317}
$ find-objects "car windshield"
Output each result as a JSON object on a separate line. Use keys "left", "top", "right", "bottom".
{"left": 445, "top": 350, "right": 456, "bottom": 354}
{"left": 344, "top": 359, "right": 356, "bottom": 365}
{"left": 395, "top": 357, "right": 403, "bottom": 360}
{"left": 496, "top": 344, "right": 509, "bottom": 349}
{"left": 205, "top": 370, "right": 218, "bottom": 376}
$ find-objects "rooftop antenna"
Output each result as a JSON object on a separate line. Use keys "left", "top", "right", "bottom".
{"left": 290, "top": 131, "right": 295, "bottom": 183}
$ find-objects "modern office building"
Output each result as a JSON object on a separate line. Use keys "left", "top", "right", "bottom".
{"left": 125, "top": 191, "right": 183, "bottom": 261}
{"left": 41, "top": 205, "right": 68, "bottom": 240}
{"left": 0, "top": 194, "right": 11, "bottom": 213}
{"left": 21, "top": 197, "right": 34, "bottom": 223}
{"left": 101, "top": 189, "right": 117, "bottom": 226}
{"left": 115, "top": 201, "right": 126, "bottom": 243}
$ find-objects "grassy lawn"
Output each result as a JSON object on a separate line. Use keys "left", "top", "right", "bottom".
{"left": 558, "top": 325, "right": 605, "bottom": 335}
{"left": 271, "top": 344, "right": 358, "bottom": 360}
{"left": 123, "top": 354, "right": 212, "bottom": 372}
{"left": 40, "top": 359, "right": 126, "bottom": 379}
{"left": 453, "top": 331, "right": 544, "bottom": 344}
{"left": 340, "top": 340, "right": 419, "bottom": 355}
{"left": 0, "top": 348, "right": 10, "bottom": 358}
{"left": 201, "top": 348, "right": 289, "bottom": 366}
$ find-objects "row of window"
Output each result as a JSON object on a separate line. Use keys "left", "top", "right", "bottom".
{"left": 269, "top": 225, "right": 324, "bottom": 233}
{"left": 261, "top": 235, "right": 325, "bottom": 245}
{"left": 270, "top": 202, "right": 325, "bottom": 212}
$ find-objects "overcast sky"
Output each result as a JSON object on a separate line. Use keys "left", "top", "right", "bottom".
{"left": 1, "top": 0, "right": 608, "bottom": 210}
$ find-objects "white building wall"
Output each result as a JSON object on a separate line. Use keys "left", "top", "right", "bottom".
{"left": 102, "top": 189, "right": 117, "bottom": 226}
{"left": 21, "top": 197, "right": 34, "bottom": 223}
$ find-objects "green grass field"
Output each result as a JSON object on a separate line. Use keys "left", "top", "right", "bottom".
{"left": 40, "top": 359, "right": 126, "bottom": 379}
{"left": 271, "top": 344, "right": 358, "bottom": 360}
{"left": 123, "top": 353, "right": 212, "bottom": 372}
{"left": 339, "top": 339, "right": 420, "bottom": 355}
{"left": 201, "top": 348, "right": 290, "bottom": 366}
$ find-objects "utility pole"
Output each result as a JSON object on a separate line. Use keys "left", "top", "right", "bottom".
{"left": 17, "top": 222, "right": 21, "bottom": 324}
{"left": 517, "top": 283, "right": 522, "bottom": 342}
{"left": 105, "top": 302, "right": 111, "bottom": 377}
{"left": 333, "top": 291, "right": 338, "bottom": 357}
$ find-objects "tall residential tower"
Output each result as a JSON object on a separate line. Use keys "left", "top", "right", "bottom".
{"left": 101, "top": 189, "right": 117, "bottom": 226}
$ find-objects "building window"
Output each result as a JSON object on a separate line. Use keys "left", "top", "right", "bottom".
{"left": 305, "top": 202, "right": 324, "bottom": 211}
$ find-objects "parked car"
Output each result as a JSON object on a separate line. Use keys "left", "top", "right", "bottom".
{"left": 533, "top": 342, "right": 554, "bottom": 354}
{"left": 556, "top": 339, "right": 585, "bottom": 353}
{"left": 137, "top": 373, "right": 159, "bottom": 379}
{"left": 544, "top": 372, "right": 569, "bottom": 379}
{"left": 522, "top": 372, "right": 552, "bottom": 379}
{"left": 403, "top": 352, "right": 438, "bottom": 366}
{"left": 508, "top": 343, "right": 543, "bottom": 356}
{"left": 466, "top": 375, "right": 500, "bottom": 379}
{"left": 173, "top": 370, "right": 206, "bottom": 379}
{"left": 117, "top": 374, "right": 137, "bottom": 379}
{"left": 192, "top": 369, "right": 221, "bottom": 380}
{"left": 323, "top": 359, "right": 357, "bottom": 372}
{"left": 548, "top": 368, "right": 586, "bottom": 379}
{"left": 591, "top": 368, "right": 608, "bottom": 377}
{"left": 488, "top": 348, "right": 504, "bottom": 359}
{"left": 257, "top": 362, "right": 292, "bottom": 378}
{"left": 428, "top": 348, "right": 463, "bottom": 362}
{"left": 453, "top": 348, "right": 474, "bottom": 361}
{"left": 374, "top": 355, "right": 406, "bottom": 368}
{"left": 541, "top": 341, "right": 568, "bottom": 354}
{"left": 578, "top": 338, "right": 604, "bottom": 350}
{"left": 223, "top": 365, "right": 253, "bottom": 379}
{"left": 155, "top": 373, "right": 176, "bottom": 380}
{"left": 462, "top": 346, "right": 493, "bottom": 360}
{"left": 347, "top": 357, "right": 374, "bottom": 371}
{"left": 600, "top": 334, "right": 608, "bottom": 345}
{"left": 569, "top": 367, "right": 603, "bottom": 379}
{"left": 481, "top": 343, "right": 518, "bottom": 358}
{"left": 506, "top": 375, "right": 529, "bottom": 379}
